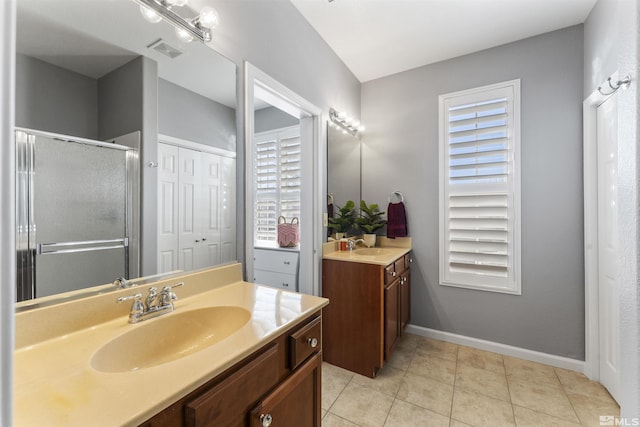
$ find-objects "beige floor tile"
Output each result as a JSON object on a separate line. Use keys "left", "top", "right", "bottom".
{"left": 322, "top": 363, "right": 354, "bottom": 410}
{"left": 322, "top": 408, "right": 328, "bottom": 419}
{"left": 504, "top": 356, "right": 562, "bottom": 389}
{"left": 385, "top": 344, "right": 415, "bottom": 371}
{"left": 330, "top": 382, "right": 395, "bottom": 427}
{"left": 322, "top": 412, "right": 359, "bottom": 427}
{"left": 407, "top": 351, "right": 457, "bottom": 385}
{"left": 565, "top": 389, "right": 620, "bottom": 427}
{"left": 383, "top": 399, "right": 450, "bottom": 427}
{"left": 508, "top": 379, "right": 579, "bottom": 423}
{"left": 450, "top": 421, "right": 473, "bottom": 427}
{"left": 396, "top": 333, "right": 421, "bottom": 351}
{"left": 415, "top": 337, "right": 459, "bottom": 361}
{"left": 451, "top": 388, "right": 515, "bottom": 427}
{"left": 352, "top": 365, "right": 405, "bottom": 397}
{"left": 455, "top": 362, "right": 510, "bottom": 402}
{"left": 396, "top": 372, "right": 455, "bottom": 417}
{"left": 513, "top": 405, "right": 582, "bottom": 427}
{"left": 457, "top": 345, "right": 505, "bottom": 374}
{"left": 555, "top": 367, "right": 618, "bottom": 406}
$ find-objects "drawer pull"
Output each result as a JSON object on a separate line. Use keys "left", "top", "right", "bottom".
{"left": 392, "top": 271, "right": 397, "bottom": 277}
{"left": 260, "top": 413, "right": 273, "bottom": 427}
{"left": 284, "top": 261, "right": 290, "bottom": 265}
{"left": 282, "top": 282, "right": 289, "bottom": 287}
{"left": 308, "top": 337, "right": 318, "bottom": 348}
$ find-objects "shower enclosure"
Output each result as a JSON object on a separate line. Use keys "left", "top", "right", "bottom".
{"left": 15, "top": 128, "right": 139, "bottom": 301}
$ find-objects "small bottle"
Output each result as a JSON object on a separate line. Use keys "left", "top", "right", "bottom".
{"left": 339, "top": 238, "right": 348, "bottom": 251}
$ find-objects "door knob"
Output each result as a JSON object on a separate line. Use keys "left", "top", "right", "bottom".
{"left": 260, "top": 413, "right": 273, "bottom": 427}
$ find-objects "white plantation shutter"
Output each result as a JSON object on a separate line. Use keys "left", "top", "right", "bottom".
{"left": 254, "top": 126, "right": 301, "bottom": 244}
{"left": 439, "top": 80, "right": 521, "bottom": 294}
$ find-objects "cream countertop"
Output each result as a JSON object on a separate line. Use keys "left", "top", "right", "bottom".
{"left": 322, "top": 236, "right": 412, "bottom": 266}
{"left": 14, "top": 263, "right": 328, "bottom": 426}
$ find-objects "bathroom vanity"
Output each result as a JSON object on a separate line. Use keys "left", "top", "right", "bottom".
{"left": 321, "top": 238, "right": 412, "bottom": 378}
{"left": 14, "top": 263, "right": 328, "bottom": 426}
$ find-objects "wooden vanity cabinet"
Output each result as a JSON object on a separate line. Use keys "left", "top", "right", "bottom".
{"left": 322, "top": 251, "right": 411, "bottom": 378}
{"left": 139, "top": 312, "right": 322, "bottom": 427}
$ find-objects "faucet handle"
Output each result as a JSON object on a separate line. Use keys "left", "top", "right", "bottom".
{"left": 162, "top": 281, "right": 184, "bottom": 292}
{"left": 160, "top": 282, "right": 184, "bottom": 306}
{"left": 113, "top": 276, "right": 131, "bottom": 288}
{"left": 117, "top": 292, "right": 144, "bottom": 316}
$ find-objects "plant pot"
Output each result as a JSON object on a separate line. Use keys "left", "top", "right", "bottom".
{"left": 363, "top": 234, "right": 376, "bottom": 248}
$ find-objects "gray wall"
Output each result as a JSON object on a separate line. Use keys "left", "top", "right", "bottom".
{"left": 98, "top": 56, "right": 158, "bottom": 276}
{"left": 361, "top": 25, "right": 585, "bottom": 359}
{"left": 158, "top": 78, "right": 236, "bottom": 151}
{"left": 254, "top": 106, "right": 299, "bottom": 133}
{"left": 583, "top": 0, "right": 619, "bottom": 96}
{"left": 207, "top": 0, "right": 361, "bottom": 270}
{"left": 15, "top": 54, "right": 98, "bottom": 138}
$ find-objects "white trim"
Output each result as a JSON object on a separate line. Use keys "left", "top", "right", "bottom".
{"left": 406, "top": 324, "right": 585, "bottom": 373}
{"left": 158, "top": 133, "right": 236, "bottom": 158}
{"left": 243, "top": 62, "right": 323, "bottom": 297}
{"left": 0, "top": 0, "right": 15, "bottom": 424}
{"left": 582, "top": 72, "right": 619, "bottom": 381}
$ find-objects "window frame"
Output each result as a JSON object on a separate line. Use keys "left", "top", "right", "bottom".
{"left": 253, "top": 125, "right": 301, "bottom": 246}
{"left": 438, "top": 79, "right": 522, "bottom": 295}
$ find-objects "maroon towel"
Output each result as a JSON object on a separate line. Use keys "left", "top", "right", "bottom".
{"left": 387, "top": 202, "right": 408, "bottom": 238}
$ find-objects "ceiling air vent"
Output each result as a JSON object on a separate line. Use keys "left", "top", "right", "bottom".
{"left": 147, "top": 39, "right": 183, "bottom": 59}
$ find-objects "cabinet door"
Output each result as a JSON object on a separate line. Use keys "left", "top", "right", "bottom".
{"left": 249, "top": 352, "right": 322, "bottom": 427}
{"left": 400, "top": 269, "right": 411, "bottom": 332}
{"left": 384, "top": 279, "right": 400, "bottom": 359}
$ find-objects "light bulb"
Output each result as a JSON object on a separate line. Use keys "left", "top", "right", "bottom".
{"left": 175, "top": 27, "right": 194, "bottom": 43}
{"left": 166, "top": 0, "right": 188, "bottom": 6}
{"left": 140, "top": 5, "right": 162, "bottom": 23}
{"left": 358, "top": 125, "right": 365, "bottom": 132}
{"left": 198, "top": 6, "right": 219, "bottom": 29}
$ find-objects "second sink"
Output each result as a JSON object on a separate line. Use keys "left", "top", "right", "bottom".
{"left": 91, "top": 306, "right": 251, "bottom": 373}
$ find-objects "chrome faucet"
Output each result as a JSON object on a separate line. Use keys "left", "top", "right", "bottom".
{"left": 117, "top": 282, "right": 184, "bottom": 323}
{"left": 113, "top": 276, "right": 133, "bottom": 289}
{"left": 348, "top": 239, "right": 366, "bottom": 250}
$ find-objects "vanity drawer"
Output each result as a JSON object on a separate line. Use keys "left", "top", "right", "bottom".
{"left": 254, "top": 249, "right": 299, "bottom": 275}
{"left": 394, "top": 257, "right": 405, "bottom": 274}
{"left": 254, "top": 270, "right": 297, "bottom": 291}
{"left": 185, "top": 344, "right": 279, "bottom": 426}
{"left": 289, "top": 316, "right": 322, "bottom": 369}
{"left": 384, "top": 264, "right": 397, "bottom": 284}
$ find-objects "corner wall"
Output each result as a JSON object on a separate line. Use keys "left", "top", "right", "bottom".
{"left": 361, "top": 25, "right": 585, "bottom": 359}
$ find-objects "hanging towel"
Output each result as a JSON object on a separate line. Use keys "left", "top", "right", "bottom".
{"left": 327, "top": 202, "right": 334, "bottom": 237}
{"left": 387, "top": 201, "right": 408, "bottom": 238}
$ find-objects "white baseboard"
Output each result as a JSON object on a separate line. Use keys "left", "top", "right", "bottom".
{"left": 405, "top": 324, "right": 585, "bottom": 373}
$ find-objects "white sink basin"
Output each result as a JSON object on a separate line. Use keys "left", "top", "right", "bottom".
{"left": 91, "top": 306, "right": 250, "bottom": 373}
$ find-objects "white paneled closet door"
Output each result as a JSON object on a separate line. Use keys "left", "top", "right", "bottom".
{"left": 195, "top": 152, "right": 222, "bottom": 269}
{"left": 157, "top": 142, "right": 235, "bottom": 274}
{"left": 158, "top": 144, "right": 179, "bottom": 273}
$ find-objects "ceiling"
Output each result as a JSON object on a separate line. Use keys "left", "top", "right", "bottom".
{"left": 290, "top": 0, "right": 598, "bottom": 82}
{"left": 16, "top": 0, "right": 237, "bottom": 107}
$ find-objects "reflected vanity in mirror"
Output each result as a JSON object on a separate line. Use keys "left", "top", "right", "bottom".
{"left": 326, "top": 111, "right": 362, "bottom": 240}
{"left": 14, "top": 0, "right": 238, "bottom": 306}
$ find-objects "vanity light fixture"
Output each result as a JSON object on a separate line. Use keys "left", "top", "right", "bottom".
{"left": 136, "top": 0, "right": 219, "bottom": 43}
{"left": 329, "top": 108, "right": 365, "bottom": 136}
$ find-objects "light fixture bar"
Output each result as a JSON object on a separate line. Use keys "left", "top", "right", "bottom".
{"left": 329, "top": 108, "right": 362, "bottom": 136}
{"left": 137, "top": 0, "right": 211, "bottom": 42}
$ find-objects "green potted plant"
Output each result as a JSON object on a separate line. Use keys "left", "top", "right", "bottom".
{"left": 355, "top": 200, "right": 387, "bottom": 247}
{"left": 328, "top": 200, "right": 357, "bottom": 238}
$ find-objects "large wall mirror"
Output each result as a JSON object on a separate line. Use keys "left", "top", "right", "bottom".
{"left": 15, "top": 0, "right": 237, "bottom": 306}
{"left": 326, "top": 123, "right": 361, "bottom": 240}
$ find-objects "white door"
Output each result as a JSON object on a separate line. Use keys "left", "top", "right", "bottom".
{"left": 221, "top": 156, "right": 237, "bottom": 263}
{"left": 157, "top": 144, "right": 179, "bottom": 273}
{"left": 596, "top": 93, "right": 620, "bottom": 402}
{"left": 196, "top": 152, "right": 222, "bottom": 268}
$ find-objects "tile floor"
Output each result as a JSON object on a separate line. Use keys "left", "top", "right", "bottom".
{"left": 321, "top": 333, "right": 619, "bottom": 427}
